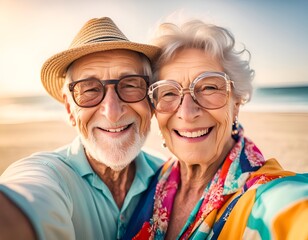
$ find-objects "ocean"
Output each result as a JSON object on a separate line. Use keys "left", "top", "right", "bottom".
{"left": 0, "top": 95, "right": 67, "bottom": 124}
{"left": 242, "top": 85, "right": 308, "bottom": 112}
{"left": 0, "top": 85, "right": 307, "bottom": 124}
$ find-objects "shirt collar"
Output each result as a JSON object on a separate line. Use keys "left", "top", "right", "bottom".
{"left": 66, "top": 137, "right": 94, "bottom": 177}
{"left": 65, "top": 137, "right": 159, "bottom": 185}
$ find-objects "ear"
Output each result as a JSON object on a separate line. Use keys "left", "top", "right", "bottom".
{"left": 233, "top": 97, "right": 241, "bottom": 119}
{"left": 63, "top": 94, "right": 76, "bottom": 127}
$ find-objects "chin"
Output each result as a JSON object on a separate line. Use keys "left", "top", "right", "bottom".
{"left": 80, "top": 127, "right": 149, "bottom": 171}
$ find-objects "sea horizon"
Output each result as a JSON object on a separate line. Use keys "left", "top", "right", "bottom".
{"left": 0, "top": 85, "right": 307, "bottom": 124}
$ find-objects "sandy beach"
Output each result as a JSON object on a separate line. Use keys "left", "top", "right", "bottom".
{"left": 1, "top": 111, "right": 308, "bottom": 174}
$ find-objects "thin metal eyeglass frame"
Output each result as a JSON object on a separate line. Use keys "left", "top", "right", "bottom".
{"left": 68, "top": 74, "right": 149, "bottom": 108}
{"left": 148, "top": 71, "right": 234, "bottom": 113}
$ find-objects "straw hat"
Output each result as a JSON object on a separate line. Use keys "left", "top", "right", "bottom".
{"left": 41, "top": 17, "right": 160, "bottom": 103}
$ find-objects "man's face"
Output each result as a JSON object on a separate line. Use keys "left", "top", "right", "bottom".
{"left": 64, "top": 50, "right": 152, "bottom": 171}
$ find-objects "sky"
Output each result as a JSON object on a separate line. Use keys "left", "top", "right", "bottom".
{"left": 1, "top": 0, "right": 308, "bottom": 97}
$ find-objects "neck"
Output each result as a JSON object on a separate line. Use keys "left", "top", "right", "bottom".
{"left": 178, "top": 158, "right": 221, "bottom": 193}
{"left": 86, "top": 152, "right": 136, "bottom": 209}
{"left": 177, "top": 138, "right": 236, "bottom": 192}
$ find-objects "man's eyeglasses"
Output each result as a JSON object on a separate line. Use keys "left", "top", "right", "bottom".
{"left": 69, "top": 75, "right": 149, "bottom": 108}
{"left": 148, "top": 71, "right": 233, "bottom": 113}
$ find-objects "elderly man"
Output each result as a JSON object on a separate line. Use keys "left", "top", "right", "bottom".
{"left": 0, "top": 17, "right": 163, "bottom": 239}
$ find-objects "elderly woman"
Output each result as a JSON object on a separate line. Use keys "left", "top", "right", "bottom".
{"left": 123, "top": 19, "right": 308, "bottom": 239}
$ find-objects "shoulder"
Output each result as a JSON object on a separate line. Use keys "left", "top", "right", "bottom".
{"left": 242, "top": 173, "right": 308, "bottom": 239}
{"left": 1, "top": 138, "right": 88, "bottom": 181}
{"left": 0, "top": 145, "right": 79, "bottom": 196}
{"left": 254, "top": 173, "right": 308, "bottom": 206}
{"left": 252, "top": 158, "right": 308, "bottom": 202}
{"left": 2, "top": 146, "right": 70, "bottom": 175}
{"left": 0, "top": 146, "right": 77, "bottom": 239}
{"left": 249, "top": 159, "right": 308, "bottom": 220}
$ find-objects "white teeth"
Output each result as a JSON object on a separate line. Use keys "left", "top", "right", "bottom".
{"left": 178, "top": 129, "right": 209, "bottom": 138}
{"left": 105, "top": 126, "right": 127, "bottom": 133}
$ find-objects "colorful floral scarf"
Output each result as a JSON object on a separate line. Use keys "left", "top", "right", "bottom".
{"left": 125, "top": 128, "right": 281, "bottom": 239}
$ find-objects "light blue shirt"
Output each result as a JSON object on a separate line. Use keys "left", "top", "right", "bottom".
{"left": 0, "top": 137, "right": 163, "bottom": 240}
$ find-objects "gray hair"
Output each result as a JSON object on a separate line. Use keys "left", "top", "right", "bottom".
{"left": 151, "top": 19, "right": 254, "bottom": 104}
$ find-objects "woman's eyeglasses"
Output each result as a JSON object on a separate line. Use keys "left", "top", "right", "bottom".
{"left": 69, "top": 75, "right": 149, "bottom": 108}
{"left": 148, "top": 71, "right": 233, "bottom": 113}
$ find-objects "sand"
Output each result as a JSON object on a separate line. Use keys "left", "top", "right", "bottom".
{"left": 1, "top": 112, "right": 308, "bottom": 174}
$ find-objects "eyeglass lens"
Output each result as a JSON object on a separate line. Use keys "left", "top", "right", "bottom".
{"left": 71, "top": 75, "right": 148, "bottom": 107}
{"left": 151, "top": 75, "right": 229, "bottom": 113}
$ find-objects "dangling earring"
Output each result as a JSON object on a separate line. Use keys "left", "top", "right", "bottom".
{"left": 231, "top": 116, "right": 239, "bottom": 141}
{"left": 232, "top": 116, "right": 239, "bottom": 136}
{"left": 70, "top": 118, "right": 76, "bottom": 127}
{"left": 159, "top": 130, "right": 167, "bottom": 148}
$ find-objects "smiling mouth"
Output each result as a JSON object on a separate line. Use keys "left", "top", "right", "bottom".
{"left": 175, "top": 127, "right": 213, "bottom": 138}
{"left": 98, "top": 123, "right": 133, "bottom": 133}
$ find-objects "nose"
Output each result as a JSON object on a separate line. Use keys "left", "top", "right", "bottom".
{"left": 176, "top": 92, "right": 201, "bottom": 121}
{"left": 99, "top": 86, "right": 125, "bottom": 122}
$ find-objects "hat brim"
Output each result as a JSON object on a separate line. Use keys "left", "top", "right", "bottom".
{"left": 41, "top": 41, "right": 160, "bottom": 103}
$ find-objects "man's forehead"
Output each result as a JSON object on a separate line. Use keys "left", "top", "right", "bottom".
{"left": 69, "top": 50, "right": 143, "bottom": 80}
{"left": 75, "top": 49, "right": 142, "bottom": 63}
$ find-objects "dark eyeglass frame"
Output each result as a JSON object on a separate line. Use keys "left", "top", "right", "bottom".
{"left": 68, "top": 74, "right": 149, "bottom": 108}
{"left": 148, "top": 71, "right": 234, "bottom": 113}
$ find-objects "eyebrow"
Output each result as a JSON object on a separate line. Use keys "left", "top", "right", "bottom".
{"left": 74, "top": 76, "right": 100, "bottom": 82}
{"left": 76, "top": 72, "right": 143, "bottom": 82}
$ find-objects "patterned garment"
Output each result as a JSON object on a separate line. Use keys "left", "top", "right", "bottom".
{"left": 123, "top": 128, "right": 308, "bottom": 240}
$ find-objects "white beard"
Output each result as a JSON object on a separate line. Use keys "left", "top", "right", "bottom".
{"left": 80, "top": 119, "right": 149, "bottom": 171}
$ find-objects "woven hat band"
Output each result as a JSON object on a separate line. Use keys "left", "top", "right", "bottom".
{"left": 70, "top": 17, "right": 129, "bottom": 48}
{"left": 86, "top": 36, "right": 128, "bottom": 44}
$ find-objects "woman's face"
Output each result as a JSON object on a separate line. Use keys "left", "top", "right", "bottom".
{"left": 156, "top": 48, "right": 240, "bottom": 167}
